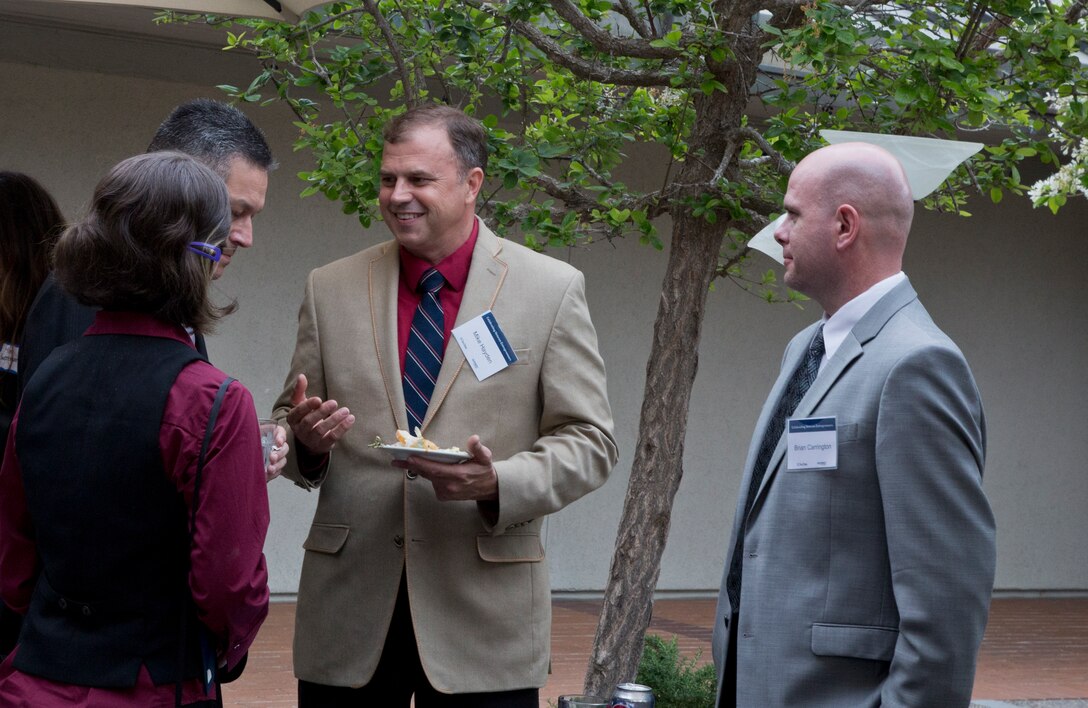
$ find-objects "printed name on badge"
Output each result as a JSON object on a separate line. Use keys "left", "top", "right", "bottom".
{"left": 786, "top": 416, "right": 837, "bottom": 471}
{"left": 453, "top": 311, "right": 518, "bottom": 381}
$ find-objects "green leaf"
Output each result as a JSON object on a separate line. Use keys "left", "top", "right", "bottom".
{"left": 893, "top": 85, "right": 916, "bottom": 104}
{"left": 700, "top": 78, "right": 728, "bottom": 96}
{"left": 938, "top": 55, "right": 965, "bottom": 72}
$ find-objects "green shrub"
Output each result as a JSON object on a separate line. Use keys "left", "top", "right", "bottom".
{"left": 635, "top": 633, "right": 717, "bottom": 708}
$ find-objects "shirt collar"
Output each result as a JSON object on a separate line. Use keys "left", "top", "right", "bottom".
{"left": 820, "top": 272, "right": 907, "bottom": 367}
{"left": 87, "top": 311, "right": 196, "bottom": 347}
{"left": 399, "top": 218, "right": 479, "bottom": 293}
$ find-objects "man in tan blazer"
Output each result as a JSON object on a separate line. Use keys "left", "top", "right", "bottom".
{"left": 273, "top": 104, "right": 617, "bottom": 706}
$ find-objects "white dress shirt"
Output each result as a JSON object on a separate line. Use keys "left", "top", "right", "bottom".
{"left": 818, "top": 272, "right": 907, "bottom": 373}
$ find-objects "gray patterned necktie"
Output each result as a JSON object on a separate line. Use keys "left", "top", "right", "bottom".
{"left": 726, "top": 325, "right": 825, "bottom": 612}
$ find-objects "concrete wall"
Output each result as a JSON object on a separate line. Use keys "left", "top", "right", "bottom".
{"left": 2, "top": 12, "right": 1085, "bottom": 595}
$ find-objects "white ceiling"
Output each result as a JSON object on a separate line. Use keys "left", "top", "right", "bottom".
{"left": 0, "top": 0, "right": 229, "bottom": 47}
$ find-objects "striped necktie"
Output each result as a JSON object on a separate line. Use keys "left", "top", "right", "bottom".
{"left": 403, "top": 268, "right": 446, "bottom": 432}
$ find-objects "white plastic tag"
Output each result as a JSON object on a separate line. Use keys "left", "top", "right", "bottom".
{"left": 786, "top": 416, "right": 837, "bottom": 471}
{"left": 453, "top": 311, "right": 518, "bottom": 381}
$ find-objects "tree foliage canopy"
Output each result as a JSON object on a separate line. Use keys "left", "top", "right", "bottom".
{"left": 166, "top": 0, "right": 1088, "bottom": 694}
{"left": 169, "top": 1, "right": 1088, "bottom": 296}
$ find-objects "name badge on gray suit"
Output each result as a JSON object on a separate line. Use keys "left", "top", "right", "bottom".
{"left": 786, "top": 416, "right": 837, "bottom": 470}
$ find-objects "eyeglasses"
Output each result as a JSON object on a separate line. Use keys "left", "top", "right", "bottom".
{"left": 187, "top": 241, "right": 222, "bottom": 262}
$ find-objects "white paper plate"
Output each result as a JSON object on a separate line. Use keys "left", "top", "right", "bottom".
{"left": 377, "top": 445, "right": 470, "bottom": 463}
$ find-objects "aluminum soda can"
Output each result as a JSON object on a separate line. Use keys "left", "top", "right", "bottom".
{"left": 610, "top": 682, "right": 655, "bottom": 708}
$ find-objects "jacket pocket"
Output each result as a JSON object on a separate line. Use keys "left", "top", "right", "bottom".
{"left": 811, "top": 622, "right": 898, "bottom": 661}
{"left": 302, "top": 523, "right": 350, "bottom": 555}
{"left": 477, "top": 533, "right": 544, "bottom": 563}
{"left": 837, "top": 422, "right": 859, "bottom": 443}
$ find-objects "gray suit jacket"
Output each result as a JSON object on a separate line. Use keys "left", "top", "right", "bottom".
{"left": 712, "top": 279, "right": 996, "bottom": 707}
{"left": 273, "top": 221, "right": 617, "bottom": 692}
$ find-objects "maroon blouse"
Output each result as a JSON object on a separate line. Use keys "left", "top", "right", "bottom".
{"left": 0, "top": 311, "right": 270, "bottom": 706}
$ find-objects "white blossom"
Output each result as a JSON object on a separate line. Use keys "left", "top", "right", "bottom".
{"left": 1029, "top": 92, "right": 1088, "bottom": 209}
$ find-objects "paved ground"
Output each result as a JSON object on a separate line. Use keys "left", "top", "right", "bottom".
{"left": 225, "top": 597, "right": 1088, "bottom": 707}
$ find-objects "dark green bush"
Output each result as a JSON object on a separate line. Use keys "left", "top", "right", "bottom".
{"left": 635, "top": 634, "right": 717, "bottom": 708}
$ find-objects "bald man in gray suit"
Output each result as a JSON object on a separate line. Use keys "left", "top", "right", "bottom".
{"left": 713, "top": 142, "right": 996, "bottom": 707}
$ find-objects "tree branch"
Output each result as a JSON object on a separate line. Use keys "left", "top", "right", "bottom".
{"left": 1067, "top": 0, "right": 1088, "bottom": 22}
{"left": 362, "top": 0, "right": 420, "bottom": 104}
{"left": 736, "top": 126, "right": 795, "bottom": 177}
{"left": 762, "top": 0, "right": 817, "bottom": 30}
{"left": 612, "top": 0, "right": 654, "bottom": 39}
{"left": 526, "top": 173, "right": 603, "bottom": 211}
{"left": 508, "top": 18, "right": 680, "bottom": 85}
{"left": 546, "top": 0, "right": 681, "bottom": 59}
{"left": 280, "top": 6, "right": 365, "bottom": 39}
{"left": 463, "top": 0, "right": 681, "bottom": 86}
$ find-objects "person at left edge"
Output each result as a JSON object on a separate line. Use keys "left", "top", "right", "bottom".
{"left": 0, "top": 172, "right": 66, "bottom": 660}
{"left": 16, "top": 98, "right": 289, "bottom": 481}
{"left": 0, "top": 151, "right": 270, "bottom": 707}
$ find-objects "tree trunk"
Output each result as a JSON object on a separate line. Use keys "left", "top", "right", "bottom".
{"left": 583, "top": 209, "right": 724, "bottom": 696}
{"left": 581, "top": 31, "right": 758, "bottom": 685}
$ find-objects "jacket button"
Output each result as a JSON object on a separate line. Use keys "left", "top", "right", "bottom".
{"left": 406, "top": 470, "right": 417, "bottom": 480}
{"left": 58, "top": 598, "right": 67, "bottom": 610}
{"left": 393, "top": 534, "right": 404, "bottom": 548}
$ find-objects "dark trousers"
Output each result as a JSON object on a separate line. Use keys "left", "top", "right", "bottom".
{"left": 298, "top": 573, "right": 539, "bottom": 708}
{"left": 718, "top": 614, "right": 739, "bottom": 708}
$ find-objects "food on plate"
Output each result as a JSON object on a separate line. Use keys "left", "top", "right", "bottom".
{"left": 370, "top": 428, "right": 462, "bottom": 453}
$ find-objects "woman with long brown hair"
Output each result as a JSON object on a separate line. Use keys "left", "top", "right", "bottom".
{"left": 0, "top": 171, "right": 66, "bottom": 660}
{"left": 0, "top": 171, "right": 65, "bottom": 451}
{"left": 0, "top": 152, "right": 270, "bottom": 707}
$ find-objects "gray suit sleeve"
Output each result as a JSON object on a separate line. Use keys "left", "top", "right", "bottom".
{"left": 876, "top": 344, "right": 996, "bottom": 706}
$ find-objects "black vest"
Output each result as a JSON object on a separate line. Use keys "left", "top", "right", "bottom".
{"left": 14, "top": 332, "right": 207, "bottom": 688}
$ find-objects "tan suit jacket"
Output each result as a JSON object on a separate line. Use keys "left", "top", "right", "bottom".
{"left": 273, "top": 221, "right": 617, "bottom": 692}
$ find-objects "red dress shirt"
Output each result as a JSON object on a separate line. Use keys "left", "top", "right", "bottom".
{"left": 396, "top": 218, "right": 478, "bottom": 374}
{"left": 0, "top": 311, "right": 270, "bottom": 707}
{"left": 295, "top": 220, "right": 479, "bottom": 476}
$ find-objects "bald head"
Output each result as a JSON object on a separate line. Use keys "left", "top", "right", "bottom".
{"left": 797, "top": 142, "right": 914, "bottom": 254}
{"left": 775, "top": 142, "right": 915, "bottom": 314}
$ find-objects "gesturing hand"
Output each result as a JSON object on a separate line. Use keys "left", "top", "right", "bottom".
{"left": 285, "top": 373, "right": 355, "bottom": 455}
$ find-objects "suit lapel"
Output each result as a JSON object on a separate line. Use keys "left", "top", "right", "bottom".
{"left": 368, "top": 242, "right": 407, "bottom": 430}
{"left": 744, "top": 322, "right": 820, "bottom": 509}
{"left": 421, "top": 220, "right": 508, "bottom": 432}
{"left": 748, "top": 279, "right": 920, "bottom": 511}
